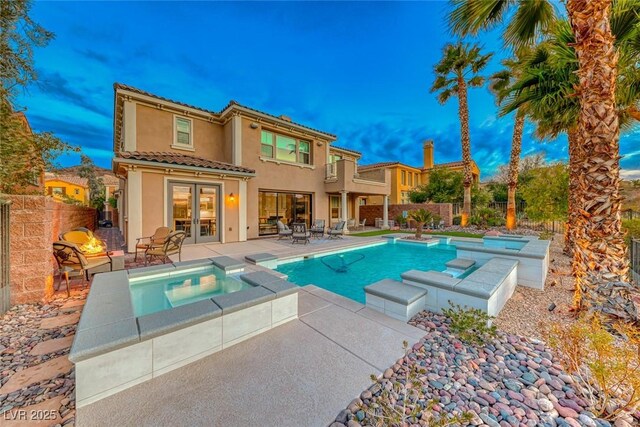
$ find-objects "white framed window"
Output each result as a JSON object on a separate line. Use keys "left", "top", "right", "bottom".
{"left": 260, "top": 130, "right": 311, "bottom": 165}
{"left": 174, "top": 116, "right": 193, "bottom": 148}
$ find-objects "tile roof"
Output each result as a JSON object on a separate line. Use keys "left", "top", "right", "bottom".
{"left": 44, "top": 173, "right": 89, "bottom": 187}
{"left": 115, "top": 151, "right": 255, "bottom": 175}
{"left": 358, "top": 161, "right": 421, "bottom": 171}
{"left": 114, "top": 83, "right": 218, "bottom": 114}
{"left": 219, "top": 101, "right": 336, "bottom": 139}
{"left": 433, "top": 160, "right": 478, "bottom": 169}
{"left": 330, "top": 145, "right": 361, "bottom": 156}
{"left": 114, "top": 83, "right": 336, "bottom": 139}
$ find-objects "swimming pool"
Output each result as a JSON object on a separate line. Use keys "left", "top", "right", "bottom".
{"left": 277, "top": 241, "right": 458, "bottom": 303}
{"left": 129, "top": 266, "right": 252, "bottom": 316}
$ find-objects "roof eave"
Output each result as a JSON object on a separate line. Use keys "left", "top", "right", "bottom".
{"left": 113, "top": 157, "right": 256, "bottom": 178}
{"left": 219, "top": 104, "right": 336, "bottom": 141}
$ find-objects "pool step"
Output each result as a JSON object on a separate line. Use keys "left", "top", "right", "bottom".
{"left": 445, "top": 258, "right": 476, "bottom": 272}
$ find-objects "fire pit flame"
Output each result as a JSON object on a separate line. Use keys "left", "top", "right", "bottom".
{"left": 80, "top": 236, "right": 105, "bottom": 255}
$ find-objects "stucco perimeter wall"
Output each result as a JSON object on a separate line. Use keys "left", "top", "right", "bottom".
{"left": 359, "top": 203, "right": 453, "bottom": 227}
{"left": 3, "top": 194, "right": 97, "bottom": 304}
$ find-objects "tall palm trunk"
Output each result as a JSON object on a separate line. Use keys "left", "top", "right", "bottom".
{"left": 457, "top": 75, "right": 473, "bottom": 227}
{"left": 565, "top": 128, "right": 581, "bottom": 255}
{"left": 567, "top": 0, "right": 628, "bottom": 307}
{"left": 506, "top": 112, "right": 525, "bottom": 230}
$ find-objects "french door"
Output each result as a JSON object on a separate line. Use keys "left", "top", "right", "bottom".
{"left": 168, "top": 182, "right": 220, "bottom": 244}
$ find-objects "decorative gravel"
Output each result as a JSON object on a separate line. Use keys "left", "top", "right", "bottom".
{"left": 332, "top": 312, "right": 637, "bottom": 427}
{"left": 494, "top": 234, "right": 575, "bottom": 340}
{"left": 0, "top": 292, "right": 87, "bottom": 425}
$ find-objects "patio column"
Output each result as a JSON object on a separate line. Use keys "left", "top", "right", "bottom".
{"left": 382, "top": 195, "right": 389, "bottom": 229}
{"left": 341, "top": 191, "right": 349, "bottom": 232}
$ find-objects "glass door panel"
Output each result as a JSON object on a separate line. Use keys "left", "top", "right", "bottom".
{"left": 294, "top": 193, "right": 311, "bottom": 227}
{"left": 258, "top": 192, "right": 278, "bottom": 235}
{"left": 197, "top": 185, "right": 218, "bottom": 243}
{"left": 170, "top": 184, "right": 194, "bottom": 245}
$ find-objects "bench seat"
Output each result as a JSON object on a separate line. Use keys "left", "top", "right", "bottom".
{"left": 364, "top": 279, "right": 428, "bottom": 322}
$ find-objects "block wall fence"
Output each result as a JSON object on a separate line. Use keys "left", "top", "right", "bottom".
{"left": 359, "top": 203, "right": 453, "bottom": 227}
{"left": 1, "top": 195, "right": 97, "bottom": 305}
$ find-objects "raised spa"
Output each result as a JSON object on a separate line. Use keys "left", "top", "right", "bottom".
{"left": 69, "top": 257, "right": 299, "bottom": 408}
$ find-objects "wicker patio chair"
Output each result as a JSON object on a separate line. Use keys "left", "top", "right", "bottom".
{"left": 134, "top": 226, "right": 172, "bottom": 261}
{"left": 291, "top": 223, "right": 311, "bottom": 245}
{"left": 60, "top": 228, "right": 107, "bottom": 251}
{"left": 144, "top": 230, "right": 186, "bottom": 265}
{"left": 52, "top": 241, "right": 113, "bottom": 285}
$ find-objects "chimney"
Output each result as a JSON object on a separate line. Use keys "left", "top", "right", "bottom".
{"left": 423, "top": 140, "right": 434, "bottom": 169}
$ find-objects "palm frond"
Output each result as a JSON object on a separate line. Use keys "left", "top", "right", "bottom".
{"left": 468, "top": 75, "right": 485, "bottom": 87}
{"left": 504, "top": 0, "right": 557, "bottom": 49}
{"left": 611, "top": 0, "right": 640, "bottom": 44}
{"left": 448, "top": 0, "right": 513, "bottom": 36}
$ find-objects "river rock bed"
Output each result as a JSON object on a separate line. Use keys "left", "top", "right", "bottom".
{"left": 332, "top": 311, "right": 636, "bottom": 427}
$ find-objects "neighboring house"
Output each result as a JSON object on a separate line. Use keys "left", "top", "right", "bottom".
{"left": 358, "top": 141, "right": 481, "bottom": 205}
{"left": 44, "top": 173, "right": 90, "bottom": 205}
{"left": 112, "top": 83, "right": 391, "bottom": 252}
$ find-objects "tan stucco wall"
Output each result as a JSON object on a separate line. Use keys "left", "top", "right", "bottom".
{"left": 240, "top": 117, "right": 330, "bottom": 239}
{"left": 135, "top": 104, "right": 229, "bottom": 162}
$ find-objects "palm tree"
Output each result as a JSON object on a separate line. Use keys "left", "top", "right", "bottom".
{"left": 489, "top": 57, "right": 527, "bottom": 230}
{"left": 450, "top": 0, "right": 637, "bottom": 290}
{"left": 430, "top": 42, "right": 492, "bottom": 227}
{"left": 409, "top": 209, "right": 433, "bottom": 239}
{"left": 502, "top": 4, "right": 640, "bottom": 305}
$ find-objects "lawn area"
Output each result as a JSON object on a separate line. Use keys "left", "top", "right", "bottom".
{"left": 350, "top": 229, "right": 484, "bottom": 238}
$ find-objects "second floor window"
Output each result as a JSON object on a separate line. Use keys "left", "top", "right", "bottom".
{"left": 175, "top": 117, "right": 192, "bottom": 147}
{"left": 401, "top": 170, "right": 406, "bottom": 185}
{"left": 261, "top": 130, "right": 311, "bottom": 165}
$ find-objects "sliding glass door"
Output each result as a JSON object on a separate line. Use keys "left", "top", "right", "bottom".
{"left": 168, "top": 182, "right": 220, "bottom": 244}
{"left": 258, "top": 191, "right": 312, "bottom": 235}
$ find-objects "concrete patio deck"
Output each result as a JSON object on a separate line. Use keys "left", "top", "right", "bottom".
{"left": 76, "top": 285, "right": 425, "bottom": 427}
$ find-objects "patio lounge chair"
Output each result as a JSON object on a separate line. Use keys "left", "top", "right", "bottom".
{"left": 328, "top": 221, "right": 346, "bottom": 239}
{"left": 291, "top": 223, "right": 311, "bottom": 244}
{"left": 134, "top": 226, "right": 172, "bottom": 261}
{"left": 52, "top": 241, "right": 113, "bottom": 284}
{"left": 277, "top": 220, "right": 293, "bottom": 240}
{"left": 60, "top": 228, "right": 107, "bottom": 252}
{"left": 144, "top": 230, "right": 186, "bottom": 265}
{"left": 309, "top": 219, "right": 325, "bottom": 238}
{"left": 356, "top": 218, "right": 366, "bottom": 230}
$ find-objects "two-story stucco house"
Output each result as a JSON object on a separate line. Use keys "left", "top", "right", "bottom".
{"left": 112, "top": 84, "right": 391, "bottom": 252}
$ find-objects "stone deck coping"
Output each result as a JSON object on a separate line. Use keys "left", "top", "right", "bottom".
{"left": 364, "top": 279, "right": 427, "bottom": 305}
{"left": 210, "top": 256, "right": 246, "bottom": 271}
{"left": 137, "top": 299, "right": 222, "bottom": 340}
{"left": 454, "top": 258, "right": 518, "bottom": 299}
{"left": 260, "top": 279, "right": 299, "bottom": 298}
{"left": 445, "top": 258, "right": 476, "bottom": 270}
{"left": 211, "top": 285, "right": 276, "bottom": 314}
{"left": 454, "top": 242, "right": 548, "bottom": 259}
{"left": 244, "top": 253, "right": 278, "bottom": 264}
{"left": 240, "top": 270, "right": 285, "bottom": 287}
{"left": 400, "top": 270, "right": 461, "bottom": 290}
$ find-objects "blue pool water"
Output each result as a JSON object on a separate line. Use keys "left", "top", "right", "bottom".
{"left": 130, "top": 266, "right": 252, "bottom": 317}
{"left": 277, "top": 241, "right": 458, "bottom": 303}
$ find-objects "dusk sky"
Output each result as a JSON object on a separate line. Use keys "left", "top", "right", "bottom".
{"left": 17, "top": 1, "right": 640, "bottom": 180}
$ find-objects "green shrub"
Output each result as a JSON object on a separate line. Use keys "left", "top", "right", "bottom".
{"left": 470, "top": 207, "right": 505, "bottom": 228}
{"left": 622, "top": 219, "right": 640, "bottom": 245}
{"left": 442, "top": 302, "right": 497, "bottom": 345}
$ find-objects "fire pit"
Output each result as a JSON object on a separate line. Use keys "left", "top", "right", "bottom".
{"left": 60, "top": 229, "right": 108, "bottom": 256}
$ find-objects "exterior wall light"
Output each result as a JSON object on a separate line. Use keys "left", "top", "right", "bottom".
{"left": 229, "top": 192, "right": 235, "bottom": 202}
{"left": 250, "top": 122, "right": 259, "bottom": 129}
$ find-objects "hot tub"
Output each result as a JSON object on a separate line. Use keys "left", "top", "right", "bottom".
{"left": 69, "top": 257, "right": 299, "bottom": 408}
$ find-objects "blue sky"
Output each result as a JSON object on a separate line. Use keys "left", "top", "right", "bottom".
{"left": 17, "top": 1, "right": 640, "bottom": 179}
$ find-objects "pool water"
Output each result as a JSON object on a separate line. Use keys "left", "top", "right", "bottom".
{"left": 130, "top": 266, "right": 252, "bottom": 317}
{"left": 277, "top": 241, "right": 458, "bottom": 303}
